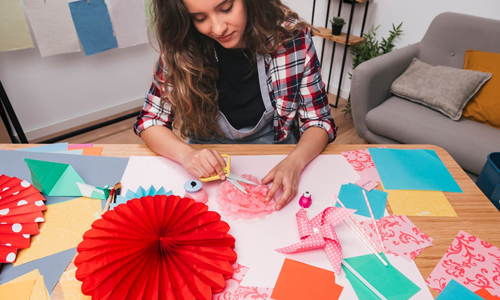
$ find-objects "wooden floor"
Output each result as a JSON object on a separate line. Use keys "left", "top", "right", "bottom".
{"left": 32, "top": 95, "right": 368, "bottom": 145}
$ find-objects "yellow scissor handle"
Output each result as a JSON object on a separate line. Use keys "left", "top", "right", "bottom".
{"left": 199, "top": 154, "right": 231, "bottom": 182}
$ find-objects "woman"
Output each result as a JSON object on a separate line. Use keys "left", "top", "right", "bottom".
{"left": 134, "top": 0, "right": 336, "bottom": 210}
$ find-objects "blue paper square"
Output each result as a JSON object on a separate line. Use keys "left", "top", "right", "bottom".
{"left": 436, "top": 279, "right": 483, "bottom": 300}
{"left": 369, "top": 148, "right": 462, "bottom": 193}
{"left": 335, "top": 183, "right": 387, "bottom": 220}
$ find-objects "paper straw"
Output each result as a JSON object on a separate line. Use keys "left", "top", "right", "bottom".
{"left": 332, "top": 194, "right": 385, "bottom": 254}
{"left": 341, "top": 260, "right": 388, "bottom": 300}
{"left": 362, "top": 190, "right": 386, "bottom": 253}
{"left": 332, "top": 194, "right": 387, "bottom": 266}
{"left": 342, "top": 219, "right": 388, "bottom": 266}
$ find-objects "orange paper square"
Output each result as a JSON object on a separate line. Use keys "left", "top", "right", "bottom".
{"left": 271, "top": 259, "right": 343, "bottom": 300}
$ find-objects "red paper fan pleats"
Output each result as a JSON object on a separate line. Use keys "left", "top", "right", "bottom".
{"left": 0, "top": 174, "right": 46, "bottom": 264}
{"left": 75, "top": 194, "right": 237, "bottom": 300}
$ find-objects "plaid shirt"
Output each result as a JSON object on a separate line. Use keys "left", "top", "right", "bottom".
{"left": 134, "top": 26, "right": 336, "bottom": 143}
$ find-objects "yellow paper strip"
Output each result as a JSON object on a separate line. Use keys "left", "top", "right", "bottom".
{"left": 0, "top": 0, "right": 34, "bottom": 52}
{"left": 1, "top": 269, "right": 48, "bottom": 300}
{"left": 14, "top": 197, "right": 101, "bottom": 266}
{"left": 0, "top": 278, "right": 35, "bottom": 300}
{"left": 59, "top": 268, "right": 91, "bottom": 300}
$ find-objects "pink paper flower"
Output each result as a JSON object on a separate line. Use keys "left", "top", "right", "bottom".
{"left": 216, "top": 174, "right": 275, "bottom": 220}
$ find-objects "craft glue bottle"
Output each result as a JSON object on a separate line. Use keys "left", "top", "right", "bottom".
{"left": 299, "top": 191, "right": 312, "bottom": 208}
{"left": 183, "top": 180, "right": 208, "bottom": 204}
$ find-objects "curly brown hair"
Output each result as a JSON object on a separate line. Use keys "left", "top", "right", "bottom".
{"left": 151, "top": 0, "right": 308, "bottom": 139}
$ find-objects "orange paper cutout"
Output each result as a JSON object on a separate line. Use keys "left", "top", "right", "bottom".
{"left": 75, "top": 147, "right": 103, "bottom": 156}
{"left": 271, "top": 259, "right": 343, "bottom": 300}
{"left": 475, "top": 288, "right": 500, "bottom": 300}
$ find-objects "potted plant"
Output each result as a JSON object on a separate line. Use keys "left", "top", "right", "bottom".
{"left": 330, "top": 17, "right": 346, "bottom": 36}
{"left": 342, "top": 22, "right": 403, "bottom": 118}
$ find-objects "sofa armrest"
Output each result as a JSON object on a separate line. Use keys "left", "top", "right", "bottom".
{"left": 350, "top": 43, "right": 420, "bottom": 140}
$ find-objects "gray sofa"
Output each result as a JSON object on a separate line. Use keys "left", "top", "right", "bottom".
{"left": 351, "top": 12, "right": 500, "bottom": 177}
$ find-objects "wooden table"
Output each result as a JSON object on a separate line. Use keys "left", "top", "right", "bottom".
{"left": 2, "top": 143, "right": 499, "bottom": 299}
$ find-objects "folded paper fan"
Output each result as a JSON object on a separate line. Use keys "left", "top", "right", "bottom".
{"left": 0, "top": 174, "right": 46, "bottom": 264}
{"left": 75, "top": 194, "right": 237, "bottom": 300}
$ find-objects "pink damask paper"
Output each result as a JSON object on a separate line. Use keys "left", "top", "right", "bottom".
{"left": 360, "top": 215, "right": 433, "bottom": 261}
{"left": 342, "top": 149, "right": 381, "bottom": 191}
{"left": 212, "top": 263, "right": 272, "bottom": 300}
{"left": 426, "top": 230, "right": 500, "bottom": 296}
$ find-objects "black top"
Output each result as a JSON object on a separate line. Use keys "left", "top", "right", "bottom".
{"left": 215, "top": 42, "right": 265, "bottom": 130}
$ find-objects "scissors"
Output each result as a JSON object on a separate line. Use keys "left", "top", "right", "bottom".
{"left": 199, "top": 154, "right": 257, "bottom": 194}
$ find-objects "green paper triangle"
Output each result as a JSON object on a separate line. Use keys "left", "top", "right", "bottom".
{"left": 50, "top": 167, "right": 86, "bottom": 196}
{"left": 24, "top": 158, "right": 86, "bottom": 196}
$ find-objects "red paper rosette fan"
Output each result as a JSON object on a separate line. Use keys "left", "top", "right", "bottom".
{"left": 75, "top": 194, "right": 237, "bottom": 300}
{"left": 0, "top": 174, "right": 46, "bottom": 264}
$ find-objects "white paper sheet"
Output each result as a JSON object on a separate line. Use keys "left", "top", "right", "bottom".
{"left": 119, "top": 154, "right": 432, "bottom": 299}
{"left": 23, "top": 0, "right": 80, "bottom": 57}
{"left": 108, "top": 0, "right": 148, "bottom": 48}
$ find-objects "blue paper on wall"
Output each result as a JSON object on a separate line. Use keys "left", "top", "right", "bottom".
{"left": 369, "top": 148, "right": 462, "bottom": 193}
{"left": 335, "top": 183, "right": 387, "bottom": 220}
{"left": 68, "top": 0, "right": 118, "bottom": 56}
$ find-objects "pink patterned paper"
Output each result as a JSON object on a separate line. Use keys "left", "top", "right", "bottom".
{"left": 426, "top": 230, "right": 500, "bottom": 296}
{"left": 212, "top": 263, "right": 273, "bottom": 300}
{"left": 275, "top": 207, "right": 354, "bottom": 273}
{"left": 360, "top": 215, "right": 433, "bottom": 261}
{"left": 342, "top": 149, "right": 381, "bottom": 191}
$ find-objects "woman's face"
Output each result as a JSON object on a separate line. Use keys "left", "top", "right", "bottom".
{"left": 183, "top": 0, "right": 247, "bottom": 49}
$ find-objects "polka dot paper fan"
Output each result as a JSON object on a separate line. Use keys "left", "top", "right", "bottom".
{"left": 0, "top": 174, "right": 47, "bottom": 264}
{"left": 75, "top": 194, "right": 237, "bottom": 300}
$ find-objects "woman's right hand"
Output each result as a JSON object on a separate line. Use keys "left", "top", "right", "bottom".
{"left": 181, "top": 149, "right": 227, "bottom": 180}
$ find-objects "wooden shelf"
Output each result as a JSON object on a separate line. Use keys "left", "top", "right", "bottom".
{"left": 312, "top": 27, "right": 364, "bottom": 46}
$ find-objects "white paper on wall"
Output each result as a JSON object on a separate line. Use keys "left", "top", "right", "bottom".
{"left": 23, "top": 0, "right": 80, "bottom": 57}
{"left": 108, "top": 0, "right": 149, "bottom": 48}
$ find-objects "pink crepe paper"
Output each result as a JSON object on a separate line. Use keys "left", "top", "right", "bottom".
{"left": 275, "top": 207, "right": 355, "bottom": 273}
{"left": 212, "top": 263, "right": 272, "bottom": 300}
{"left": 216, "top": 174, "right": 275, "bottom": 220}
{"left": 426, "top": 230, "right": 500, "bottom": 296}
{"left": 359, "top": 215, "right": 433, "bottom": 261}
{"left": 342, "top": 149, "right": 381, "bottom": 191}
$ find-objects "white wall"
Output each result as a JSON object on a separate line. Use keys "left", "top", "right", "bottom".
{"left": 285, "top": 0, "right": 500, "bottom": 99}
{"left": 1, "top": 0, "right": 499, "bottom": 141}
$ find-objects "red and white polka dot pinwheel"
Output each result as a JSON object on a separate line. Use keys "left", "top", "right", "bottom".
{"left": 275, "top": 207, "right": 354, "bottom": 273}
{"left": 75, "top": 194, "right": 237, "bottom": 300}
{"left": 0, "top": 174, "right": 46, "bottom": 264}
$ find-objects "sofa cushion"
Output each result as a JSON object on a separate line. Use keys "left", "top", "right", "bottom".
{"left": 390, "top": 58, "right": 492, "bottom": 120}
{"left": 365, "top": 96, "right": 500, "bottom": 175}
{"left": 462, "top": 50, "right": 500, "bottom": 129}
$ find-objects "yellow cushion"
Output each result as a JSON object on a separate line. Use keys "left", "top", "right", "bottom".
{"left": 462, "top": 50, "right": 500, "bottom": 129}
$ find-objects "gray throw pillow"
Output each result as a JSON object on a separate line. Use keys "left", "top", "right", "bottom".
{"left": 390, "top": 58, "right": 492, "bottom": 120}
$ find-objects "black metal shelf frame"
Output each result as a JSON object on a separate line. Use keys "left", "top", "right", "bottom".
{"left": 311, "top": 0, "right": 370, "bottom": 108}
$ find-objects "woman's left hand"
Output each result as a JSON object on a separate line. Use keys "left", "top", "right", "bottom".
{"left": 262, "top": 157, "right": 304, "bottom": 211}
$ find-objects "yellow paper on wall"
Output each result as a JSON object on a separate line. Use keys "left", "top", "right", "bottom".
{"left": 2, "top": 269, "right": 49, "bottom": 300}
{"left": 59, "top": 268, "right": 91, "bottom": 300}
{"left": 14, "top": 197, "right": 101, "bottom": 266}
{"left": 0, "top": 278, "right": 36, "bottom": 300}
{"left": 384, "top": 184, "right": 457, "bottom": 217}
{"left": 0, "top": 0, "right": 34, "bottom": 52}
